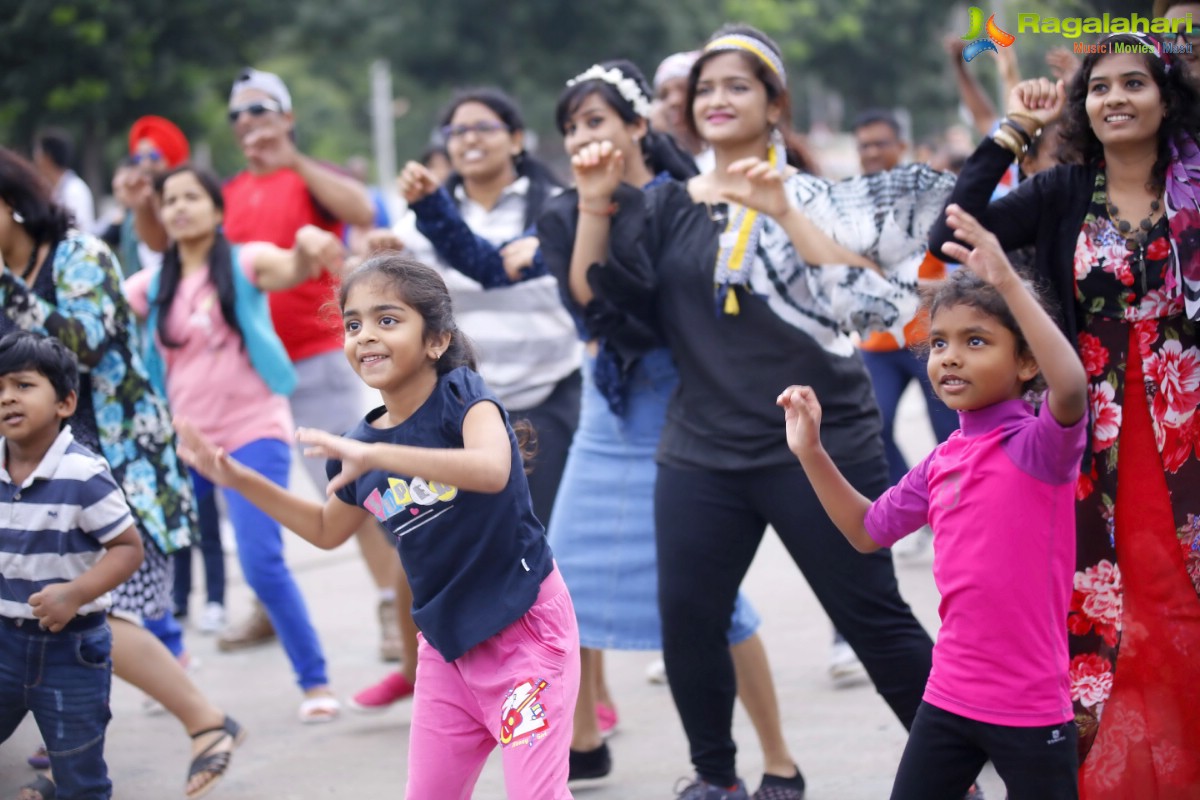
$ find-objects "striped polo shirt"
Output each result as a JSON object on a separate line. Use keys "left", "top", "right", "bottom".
{"left": 1, "top": 425, "right": 134, "bottom": 620}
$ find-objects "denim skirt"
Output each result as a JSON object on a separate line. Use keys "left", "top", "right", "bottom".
{"left": 548, "top": 348, "right": 760, "bottom": 650}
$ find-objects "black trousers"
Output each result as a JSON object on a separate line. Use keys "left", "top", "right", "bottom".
{"left": 656, "top": 459, "right": 934, "bottom": 786}
{"left": 891, "top": 703, "right": 1079, "bottom": 800}
{"left": 511, "top": 369, "right": 581, "bottom": 529}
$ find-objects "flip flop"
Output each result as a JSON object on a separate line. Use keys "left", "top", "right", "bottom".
{"left": 297, "top": 695, "right": 341, "bottom": 724}
{"left": 186, "top": 716, "right": 247, "bottom": 800}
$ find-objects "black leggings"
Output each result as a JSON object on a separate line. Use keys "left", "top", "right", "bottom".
{"left": 891, "top": 703, "right": 1078, "bottom": 800}
{"left": 656, "top": 460, "right": 934, "bottom": 786}
{"left": 511, "top": 369, "right": 581, "bottom": 529}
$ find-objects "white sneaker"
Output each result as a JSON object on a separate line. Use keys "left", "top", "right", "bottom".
{"left": 829, "top": 639, "right": 869, "bottom": 688}
{"left": 197, "top": 602, "right": 227, "bottom": 635}
{"left": 645, "top": 657, "right": 667, "bottom": 685}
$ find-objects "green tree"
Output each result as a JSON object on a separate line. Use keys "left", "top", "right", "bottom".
{"left": 0, "top": 0, "right": 287, "bottom": 186}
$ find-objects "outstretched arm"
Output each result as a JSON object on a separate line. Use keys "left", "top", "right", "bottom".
{"left": 944, "top": 34, "right": 1000, "bottom": 137}
{"left": 175, "top": 418, "right": 367, "bottom": 549}
{"left": 722, "top": 159, "right": 880, "bottom": 272}
{"left": 777, "top": 385, "right": 878, "bottom": 552}
{"left": 298, "top": 401, "right": 513, "bottom": 497}
{"left": 249, "top": 225, "right": 346, "bottom": 292}
{"left": 940, "top": 204, "right": 1087, "bottom": 425}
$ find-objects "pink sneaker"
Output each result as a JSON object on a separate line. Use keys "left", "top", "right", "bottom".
{"left": 348, "top": 673, "right": 415, "bottom": 713}
{"left": 596, "top": 701, "right": 618, "bottom": 738}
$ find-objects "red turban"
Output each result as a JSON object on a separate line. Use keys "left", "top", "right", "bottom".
{"left": 128, "top": 116, "right": 190, "bottom": 167}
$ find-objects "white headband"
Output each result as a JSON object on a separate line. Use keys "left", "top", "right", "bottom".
{"left": 566, "top": 65, "right": 653, "bottom": 120}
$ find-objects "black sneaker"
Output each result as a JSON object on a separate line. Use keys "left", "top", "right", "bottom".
{"left": 752, "top": 767, "right": 806, "bottom": 800}
{"left": 568, "top": 742, "right": 611, "bottom": 781}
{"left": 674, "top": 776, "right": 749, "bottom": 799}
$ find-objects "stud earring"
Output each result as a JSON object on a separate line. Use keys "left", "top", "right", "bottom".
{"left": 12, "top": 210, "right": 24, "bottom": 224}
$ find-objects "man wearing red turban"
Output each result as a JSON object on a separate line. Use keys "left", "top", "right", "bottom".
{"left": 128, "top": 116, "right": 191, "bottom": 169}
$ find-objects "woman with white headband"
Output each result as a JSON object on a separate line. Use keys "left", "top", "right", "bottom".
{"left": 582, "top": 24, "right": 955, "bottom": 799}
{"left": 533, "top": 59, "right": 801, "bottom": 792}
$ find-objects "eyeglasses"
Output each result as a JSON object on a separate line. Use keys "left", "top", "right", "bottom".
{"left": 131, "top": 151, "right": 162, "bottom": 165}
{"left": 228, "top": 99, "right": 282, "bottom": 123}
{"left": 439, "top": 121, "right": 508, "bottom": 140}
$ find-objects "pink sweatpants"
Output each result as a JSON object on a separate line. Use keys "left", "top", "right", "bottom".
{"left": 405, "top": 567, "right": 580, "bottom": 800}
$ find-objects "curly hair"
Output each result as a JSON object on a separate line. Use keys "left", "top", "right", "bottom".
{"left": 1057, "top": 34, "right": 1200, "bottom": 193}
{"left": 924, "top": 269, "right": 1058, "bottom": 395}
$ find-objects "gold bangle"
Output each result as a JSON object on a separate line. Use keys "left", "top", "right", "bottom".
{"left": 1007, "top": 112, "right": 1044, "bottom": 137}
{"left": 1000, "top": 120, "right": 1033, "bottom": 148}
{"left": 992, "top": 127, "right": 1025, "bottom": 159}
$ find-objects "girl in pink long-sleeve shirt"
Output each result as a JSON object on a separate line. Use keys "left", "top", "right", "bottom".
{"left": 780, "top": 205, "right": 1089, "bottom": 800}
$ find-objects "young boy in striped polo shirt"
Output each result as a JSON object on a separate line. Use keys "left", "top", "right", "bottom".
{"left": 0, "top": 331, "right": 143, "bottom": 799}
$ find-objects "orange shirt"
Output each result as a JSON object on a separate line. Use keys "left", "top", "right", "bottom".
{"left": 859, "top": 251, "right": 948, "bottom": 351}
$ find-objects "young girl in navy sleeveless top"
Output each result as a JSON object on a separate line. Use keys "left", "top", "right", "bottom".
{"left": 175, "top": 253, "right": 579, "bottom": 800}
{"left": 780, "top": 205, "right": 1089, "bottom": 800}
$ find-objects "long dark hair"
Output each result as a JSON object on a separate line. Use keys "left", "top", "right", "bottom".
{"left": 152, "top": 166, "right": 243, "bottom": 350}
{"left": 0, "top": 147, "right": 74, "bottom": 248}
{"left": 438, "top": 88, "right": 565, "bottom": 228}
{"left": 1058, "top": 34, "right": 1200, "bottom": 192}
{"left": 337, "top": 253, "right": 477, "bottom": 376}
{"left": 685, "top": 24, "right": 818, "bottom": 173}
{"left": 554, "top": 59, "right": 697, "bottom": 182}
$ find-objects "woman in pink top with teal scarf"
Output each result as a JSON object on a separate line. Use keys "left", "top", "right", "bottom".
{"left": 124, "top": 165, "right": 346, "bottom": 724}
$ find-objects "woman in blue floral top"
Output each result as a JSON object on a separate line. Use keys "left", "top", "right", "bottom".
{"left": 0, "top": 148, "right": 243, "bottom": 800}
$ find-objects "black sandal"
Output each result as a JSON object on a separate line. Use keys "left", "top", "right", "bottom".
{"left": 20, "top": 774, "right": 56, "bottom": 800}
{"left": 186, "top": 716, "right": 246, "bottom": 800}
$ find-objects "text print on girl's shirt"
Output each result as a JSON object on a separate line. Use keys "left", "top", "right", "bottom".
{"left": 363, "top": 475, "right": 459, "bottom": 537}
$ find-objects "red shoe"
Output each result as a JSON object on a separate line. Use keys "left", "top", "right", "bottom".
{"left": 348, "top": 673, "right": 415, "bottom": 713}
{"left": 596, "top": 701, "right": 618, "bottom": 738}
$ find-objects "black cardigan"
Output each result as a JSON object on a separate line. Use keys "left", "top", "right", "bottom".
{"left": 928, "top": 138, "right": 1099, "bottom": 338}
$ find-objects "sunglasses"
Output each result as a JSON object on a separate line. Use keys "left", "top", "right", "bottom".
{"left": 131, "top": 151, "right": 162, "bottom": 165}
{"left": 228, "top": 99, "right": 282, "bottom": 123}
{"left": 440, "top": 121, "right": 508, "bottom": 140}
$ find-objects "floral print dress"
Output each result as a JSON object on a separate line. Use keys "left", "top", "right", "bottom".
{"left": 0, "top": 233, "right": 194, "bottom": 618}
{"left": 1068, "top": 173, "right": 1200, "bottom": 797}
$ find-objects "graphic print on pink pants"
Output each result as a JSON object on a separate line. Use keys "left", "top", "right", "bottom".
{"left": 405, "top": 568, "right": 580, "bottom": 800}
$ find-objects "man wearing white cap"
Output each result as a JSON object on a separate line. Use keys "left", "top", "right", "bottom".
{"left": 136, "top": 70, "right": 388, "bottom": 713}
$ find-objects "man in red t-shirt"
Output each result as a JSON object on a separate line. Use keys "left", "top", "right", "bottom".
{"left": 220, "top": 69, "right": 411, "bottom": 669}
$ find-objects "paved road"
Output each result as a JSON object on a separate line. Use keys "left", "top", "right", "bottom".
{"left": 1, "top": 387, "right": 1004, "bottom": 799}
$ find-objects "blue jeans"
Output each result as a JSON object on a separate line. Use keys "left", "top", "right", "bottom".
{"left": 0, "top": 615, "right": 113, "bottom": 799}
{"left": 171, "top": 490, "right": 226, "bottom": 614}
{"left": 861, "top": 347, "right": 960, "bottom": 485}
{"left": 190, "top": 438, "right": 329, "bottom": 690}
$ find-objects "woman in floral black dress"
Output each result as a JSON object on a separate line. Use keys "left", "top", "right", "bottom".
{"left": 930, "top": 34, "right": 1200, "bottom": 798}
